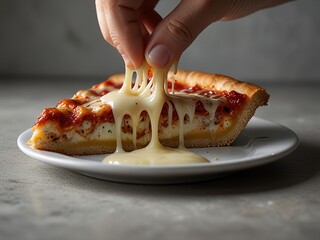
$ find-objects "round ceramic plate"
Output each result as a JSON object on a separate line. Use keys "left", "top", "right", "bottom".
{"left": 17, "top": 117, "right": 299, "bottom": 184}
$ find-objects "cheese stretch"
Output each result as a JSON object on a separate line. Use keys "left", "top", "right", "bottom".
{"left": 100, "top": 63, "right": 221, "bottom": 165}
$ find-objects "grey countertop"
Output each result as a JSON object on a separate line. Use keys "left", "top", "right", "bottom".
{"left": 1, "top": 78, "right": 320, "bottom": 240}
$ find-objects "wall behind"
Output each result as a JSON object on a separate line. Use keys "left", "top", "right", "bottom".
{"left": 1, "top": 0, "right": 319, "bottom": 82}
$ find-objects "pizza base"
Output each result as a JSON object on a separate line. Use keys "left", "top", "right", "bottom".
{"left": 28, "top": 70, "right": 269, "bottom": 155}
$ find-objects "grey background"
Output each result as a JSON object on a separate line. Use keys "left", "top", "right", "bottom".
{"left": 1, "top": 0, "right": 319, "bottom": 82}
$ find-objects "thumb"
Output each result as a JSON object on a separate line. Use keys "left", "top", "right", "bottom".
{"left": 145, "top": 0, "right": 230, "bottom": 68}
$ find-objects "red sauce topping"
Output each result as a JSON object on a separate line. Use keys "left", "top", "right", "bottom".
{"left": 56, "top": 99, "right": 81, "bottom": 110}
{"left": 167, "top": 81, "right": 186, "bottom": 92}
{"left": 92, "top": 79, "right": 123, "bottom": 90}
{"left": 35, "top": 78, "right": 247, "bottom": 130}
{"left": 216, "top": 90, "right": 248, "bottom": 116}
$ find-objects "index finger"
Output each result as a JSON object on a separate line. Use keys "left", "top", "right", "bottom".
{"left": 101, "top": 0, "right": 146, "bottom": 69}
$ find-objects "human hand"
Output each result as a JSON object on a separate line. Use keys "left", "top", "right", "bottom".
{"left": 95, "top": 0, "right": 291, "bottom": 69}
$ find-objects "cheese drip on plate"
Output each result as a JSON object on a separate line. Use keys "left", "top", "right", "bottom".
{"left": 100, "top": 63, "right": 220, "bottom": 166}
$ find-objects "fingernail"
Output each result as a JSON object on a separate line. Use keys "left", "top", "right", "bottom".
{"left": 147, "top": 44, "right": 171, "bottom": 68}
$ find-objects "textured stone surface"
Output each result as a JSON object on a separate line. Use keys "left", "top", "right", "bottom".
{"left": 0, "top": 79, "right": 320, "bottom": 240}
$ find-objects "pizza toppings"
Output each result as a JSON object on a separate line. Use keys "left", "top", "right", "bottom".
{"left": 33, "top": 78, "right": 248, "bottom": 132}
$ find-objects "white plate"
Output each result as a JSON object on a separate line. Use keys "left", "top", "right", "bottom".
{"left": 17, "top": 117, "right": 299, "bottom": 184}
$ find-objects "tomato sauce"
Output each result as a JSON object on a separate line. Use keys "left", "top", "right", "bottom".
{"left": 35, "top": 79, "right": 247, "bottom": 130}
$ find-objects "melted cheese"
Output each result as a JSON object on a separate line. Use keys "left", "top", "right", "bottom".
{"left": 100, "top": 63, "right": 220, "bottom": 165}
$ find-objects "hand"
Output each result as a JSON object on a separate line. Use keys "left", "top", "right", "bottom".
{"left": 95, "top": 0, "right": 291, "bottom": 69}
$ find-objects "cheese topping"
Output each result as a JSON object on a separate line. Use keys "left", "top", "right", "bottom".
{"left": 100, "top": 63, "right": 221, "bottom": 165}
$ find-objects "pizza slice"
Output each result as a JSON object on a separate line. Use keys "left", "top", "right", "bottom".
{"left": 28, "top": 69, "right": 269, "bottom": 155}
